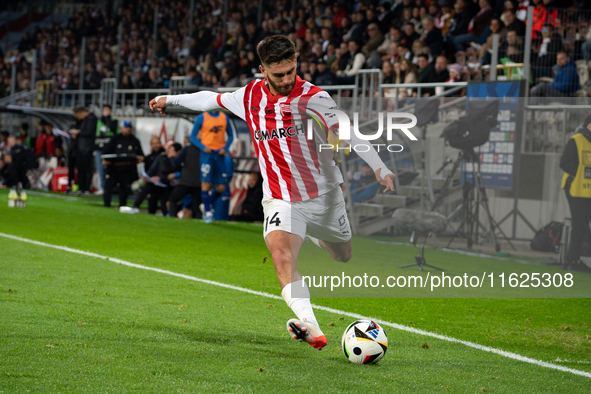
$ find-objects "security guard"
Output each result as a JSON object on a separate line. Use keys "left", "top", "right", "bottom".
{"left": 94, "top": 104, "right": 119, "bottom": 194}
{"left": 102, "top": 120, "right": 144, "bottom": 208}
{"left": 560, "top": 114, "right": 591, "bottom": 272}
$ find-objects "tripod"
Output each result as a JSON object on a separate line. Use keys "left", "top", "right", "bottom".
{"left": 432, "top": 148, "right": 516, "bottom": 251}
{"left": 397, "top": 231, "right": 445, "bottom": 271}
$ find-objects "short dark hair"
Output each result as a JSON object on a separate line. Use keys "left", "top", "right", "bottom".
{"left": 256, "top": 35, "right": 298, "bottom": 66}
{"left": 418, "top": 53, "right": 429, "bottom": 61}
{"left": 21, "top": 122, "right": 29, "bottom": 131}
{"left": 73, "top": 106, "right": 88, "bottom": 114}
{"left": 1, "top": 131, "right": 9, "bottom": 138}
{"left": 103, "top": 104, "right": 112, "bottom": 110}
{"left": 172, "top": 142, "right": 182, "bottom": 152}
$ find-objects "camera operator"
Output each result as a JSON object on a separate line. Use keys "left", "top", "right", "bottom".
{"left": 101, "top": 120, "right": 144, "bottom": 208}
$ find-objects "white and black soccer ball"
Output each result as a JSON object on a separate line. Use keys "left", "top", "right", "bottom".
{"left": 341, "top": 320, "right": 388, "bottom": 364}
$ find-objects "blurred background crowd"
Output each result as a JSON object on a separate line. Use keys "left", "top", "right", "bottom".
{"left": 0, "top": 0, "right": 590, "bottom": 100}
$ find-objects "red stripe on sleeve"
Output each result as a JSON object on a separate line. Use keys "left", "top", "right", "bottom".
{"left": 216, "top": 94, "right": 228, "bottom": 110}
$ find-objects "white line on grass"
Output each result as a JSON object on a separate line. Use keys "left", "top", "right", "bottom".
{"left": 1, "top": 231, "right": 590, "bottom": 379}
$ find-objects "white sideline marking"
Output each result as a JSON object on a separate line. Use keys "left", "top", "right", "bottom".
{"left": 1, "top": 231, "right": 590, "bottom": 379}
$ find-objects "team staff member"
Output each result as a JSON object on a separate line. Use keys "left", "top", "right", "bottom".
{"left": 71, "top": 106, "right": 98, "bottom": 195}
{"left": 122, "top": 141, "right": 181, "bottom": 215}
{"left": 560, "top": 114, "right": 591, "bottom": 272}
{"left": 168, "top": 139, "right": 202, "bottom": 219}
{"left": 190, "top": 111, "right": 234, "bottom": 223}
{"left": 94, "top": 104, "right": 119, "bottom": 195}
{"left": 101, "top": 120, "right": 144, "bottom": 208}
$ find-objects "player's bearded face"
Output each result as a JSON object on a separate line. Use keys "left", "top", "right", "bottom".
{"left": 264, "top": 60, "right": 297, "bottom": 96}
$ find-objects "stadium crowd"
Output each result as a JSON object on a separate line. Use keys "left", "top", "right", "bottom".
{"left": 0, "top": 0, "right": 590, "bottom": 100}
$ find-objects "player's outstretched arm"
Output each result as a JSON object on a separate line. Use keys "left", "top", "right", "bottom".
{"left": 149, "top": 91, "right": 222, "bottom": 114}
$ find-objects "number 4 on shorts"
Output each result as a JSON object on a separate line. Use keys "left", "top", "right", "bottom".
{"left": 265, "top": 212, "right": 281, "bottom": 231}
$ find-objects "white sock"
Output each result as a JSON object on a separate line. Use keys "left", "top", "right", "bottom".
{"left": 281, "top": 280, "right": 324, "bottom": 335}
{"left": 307, "top": 235, "right": 322, "bottom": 248}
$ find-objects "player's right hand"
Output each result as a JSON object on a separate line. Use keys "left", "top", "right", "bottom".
{"left": 149, "top": 96, "right": 167, "bottom": 114}
{"left": 204, "top": 147, "right": 212, "bottom": 154}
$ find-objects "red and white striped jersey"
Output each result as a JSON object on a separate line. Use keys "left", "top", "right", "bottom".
{"left": 216, "top": 76, "right": 343, "bottom": 202}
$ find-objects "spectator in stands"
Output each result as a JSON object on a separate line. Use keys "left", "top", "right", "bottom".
{"left": 343, "top": 10, "right": 368, "bottom": 44}
{"left": 402, "top": 23, "right": 421, "bottom": 50}
{"left": 94, "top": 104, "right": 118, "bottom": 195}
{"left": 436, "top": 2, "right": 455, "bottom": 35}
{"left": 502, "top": 8, "right": 526, "bottom": 38}
{"left": 445, "top": 0, "right": 475, "bottom": 49}
{"left": 102, "top": 120, "right": 144, "bottom": 208}
{"left": 421, "top": 16, "right": 444, "bottom": 56}
{"left": 335, "top": 40, "right": 366, "bottom": 84}
{"left": 478, "top": 18, "right": 506, "bottom": 66}
{"left": 532, "top": 23, "right": 563, "bottom": 78}
{"left": 313, "top": 58, "right": 335, "bottom": 86}
{"left": 363, "top": 24, "right": 385, "bottom": 68}
{"left": 531, "top": 0, "right": 561, "bottom": 38}
{"left": 449, "top": 0, "right": 494, "bottom": 54}
{"left": 71, "top": 106, "right": 97, "bottom": 195}
{"left": 499, "top": 29, "right": 524, "bottom": 63}
{"left": 377, "top": 26, "right": 399, "bottom": 57}
{"left": 229, "top": 172, "right": 264, "bottom": 222}
{"left": 418, "top": 54, "right": 449, "bottom": 97}
{"left": 530, "top": 51, "right": 580, "bottom": 104}
{"left": 582, "top": 28, "right": 591, "bottom": 63}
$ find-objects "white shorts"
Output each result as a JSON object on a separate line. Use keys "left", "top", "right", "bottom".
{"left": 262, "top": 186, "right": 352, "bottom": 243}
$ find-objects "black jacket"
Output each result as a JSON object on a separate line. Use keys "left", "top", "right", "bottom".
{"left": 171, "top": 144, "right": 201, "bottom": 188}
{"left": 102, "top": 133, "right": 145, "bottom": 172}
{"left": 76, "top": 113, "right": 98, "bottom": 153}
{"left": 145, "top": 147, "right": 165, "bottom": 171}
{"left": 146, "top": 152, "right": 175, "bottom": 186}
{"left": 424, "top": 28, "right": 444, "bottom": 57}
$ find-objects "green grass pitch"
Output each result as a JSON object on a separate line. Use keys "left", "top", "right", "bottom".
{"left": 0, "top": 190, "right": 590, "bottom": 393}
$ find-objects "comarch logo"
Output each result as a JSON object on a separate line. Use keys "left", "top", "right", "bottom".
{"left": 305, "top": 108, "right": 418, "bottom": 153}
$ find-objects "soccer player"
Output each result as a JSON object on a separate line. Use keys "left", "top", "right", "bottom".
{"left": 189, "top": 111, "right": 234, "bottom": 223}
{"left": 150, "top": 35, "right": 395, "bottom": 351}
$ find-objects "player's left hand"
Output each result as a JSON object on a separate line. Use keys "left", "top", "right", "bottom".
{"left": 375, "top": 168, "right": 395, "bottom": 193}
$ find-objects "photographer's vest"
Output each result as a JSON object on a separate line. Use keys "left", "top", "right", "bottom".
{"left": 200, "top": 112, "right": 227, "bottom": 150}
{"left": 562, "top": 133, "right": 591, "bottom": 198}
{"left": 95, "top": 118, "right": 118, "bottom": 149}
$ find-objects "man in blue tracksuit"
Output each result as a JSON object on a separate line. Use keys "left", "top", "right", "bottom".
{"left": 530, "top": 51, "right": 580, "bottom": 104}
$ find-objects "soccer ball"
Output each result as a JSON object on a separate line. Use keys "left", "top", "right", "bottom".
{"left": 341, "top": 320, "right": 388, "bottom": 364}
